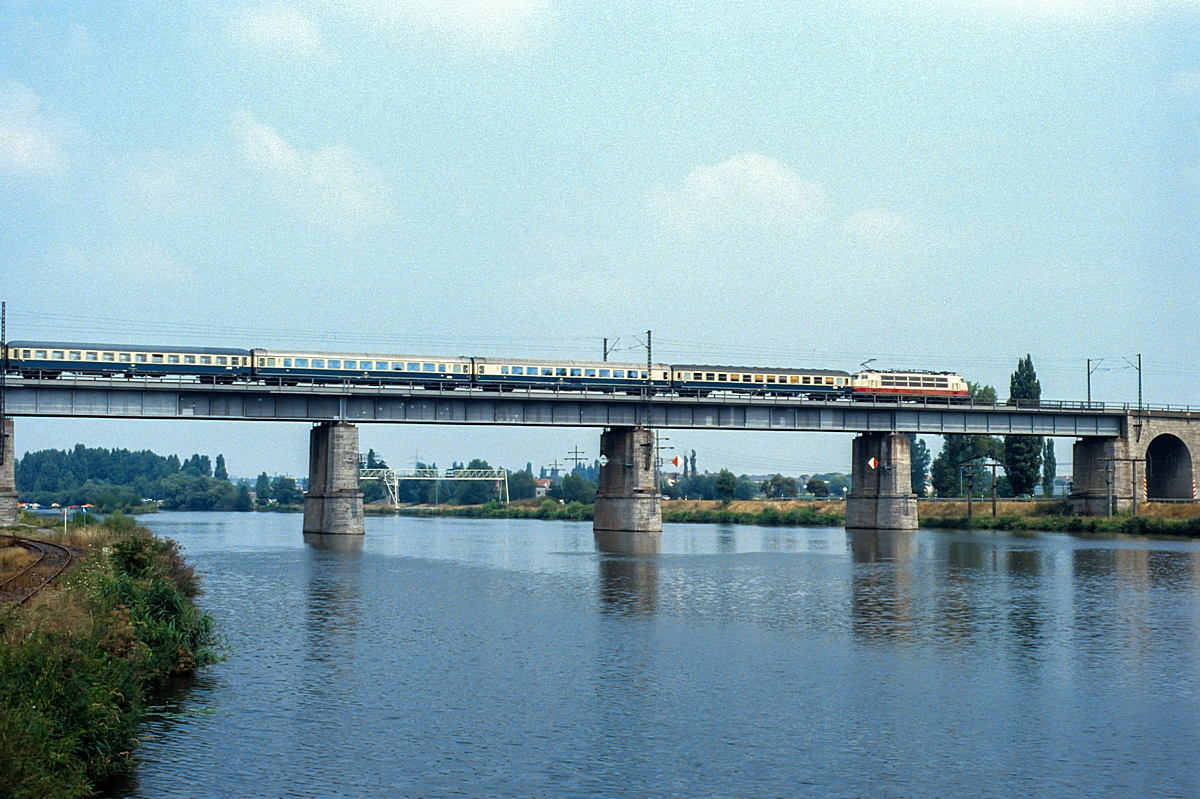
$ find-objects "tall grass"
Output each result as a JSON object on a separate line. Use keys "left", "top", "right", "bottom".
{"left": 0, "top": 513, "right": 219, "bottom": 798}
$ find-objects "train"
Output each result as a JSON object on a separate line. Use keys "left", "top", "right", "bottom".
{"left": 3, "top": 340, "right": 970, "bottom": 400}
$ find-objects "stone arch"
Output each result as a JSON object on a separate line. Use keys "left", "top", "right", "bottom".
{"left": 1145, "top": 434, "right": 1194, "bottom": 500}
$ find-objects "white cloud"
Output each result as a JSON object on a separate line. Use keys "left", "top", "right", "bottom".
{"left": 0, "top": 82, "right": 73, "bottom": 176}
{"left": 231, "top": 111, "right": 397, "bottom": 234}
{"left": 651, "top": 153, "right": 827, "bottom": 241}
{"left": 48, "top": 237, "right": 190, "bottom": 285}
{"left": 229, "top": 6, "right": 333, "bottom": 61}
{"left": 342, "top": 0, "right": 552, "bottom": 52}
{"left": 841, "top": 209, "right": 917, "bottom": 248}
{"left": 1169, "top": 70, "right": 1200, "bottom": 97}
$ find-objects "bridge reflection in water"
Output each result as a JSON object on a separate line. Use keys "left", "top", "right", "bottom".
{"left": 594, "top": 530, "right": 660, "bottom": 617}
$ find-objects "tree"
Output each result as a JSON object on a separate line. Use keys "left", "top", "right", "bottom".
{"left": 806, "top": 478, "right": 829, "bottom": 498}
{"left": 1004, "top": 355, "right": 1043, "bottom": 496}
{"left": 690, "top": 449, "right": 697, "bottom": 477}
{"left": 930, "top": 434, "right": 1004, "bottom": 497}
{"left": 715, "top": 469, "right": 738, "bottom": 504}
{"left": 234, "top": 484, "right": 253, "bottom": 511}
{"left": 181, "top": 454, "right": 212, "bottom": 478}
{"left": 214, "top": 454, "right": 229, "bottom": 481}
{"left": 255, "top": 472, "right": 271, "bottom": 506}
{"left": 365, "top": 449, "right": 388, "bottom": 470}
{"left": 555, "top": 473, "right": 597, "bottom": 504}
{"left": 270, "top": 476, "right": 304, "bottom": 506}
{"left": 907, "top": 434, "right": 931, "bottom": 496}
{"left": 1042, "top": 439, "right": 1057, "bottom": 497}
{"left": 508, "top": 469, "right": 537, "bottom": 500}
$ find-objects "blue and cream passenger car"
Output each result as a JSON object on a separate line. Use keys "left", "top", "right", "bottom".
{"left": 251, "top": 349, "right": 474, "bottom": 385}
{"left": 474, "top": 358, "right": 672, "bottom": 391}
{"left": 7, "top": 341, "right": 252, "bottom": 380}
{"left": 671, "top": 364, "right": 852, "bottom": 397}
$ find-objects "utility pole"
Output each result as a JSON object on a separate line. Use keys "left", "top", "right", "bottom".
{"left": 566, "top": 446, "right": 587, "bottom": 473}
{"left": 1132, "top": 458, "right": 1139, "bottom": 518}
{"left": 1087, "top": 358, "right": 1103, "bottom": 407}
{"left": 966, "top": 465, "right": 974, "bottom": 520}
{"left": 1105, "top": 458, "right": 1113, "bottom": 519}
{"left": 603, "top": 337, "right": 620, "bottom": 362}
{"left": 1138, "top": 353, "right": 1142, "bottom": 410}
{"left": 990, "top": 460, "right": 998, "bottom": 518}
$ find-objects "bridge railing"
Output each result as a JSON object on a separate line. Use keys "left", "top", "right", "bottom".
{"left": 6, "top": 374, "right": 1197, "bottom": 415}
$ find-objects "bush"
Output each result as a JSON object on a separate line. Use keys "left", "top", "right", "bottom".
{"left": 0, "top": 521, "right": 218, "bottom": 797}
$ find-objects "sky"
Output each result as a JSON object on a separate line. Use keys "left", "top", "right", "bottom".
{"left": 1, "top": 0, "right": 1198, "bottom": 479}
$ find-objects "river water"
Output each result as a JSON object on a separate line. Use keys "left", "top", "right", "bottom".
{"left": 100, "top": 513, "right": 1200, "bottom": 798}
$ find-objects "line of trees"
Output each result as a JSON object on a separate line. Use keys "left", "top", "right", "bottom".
{"left": 15, "top": 445, "right": 252, "bottom": 511}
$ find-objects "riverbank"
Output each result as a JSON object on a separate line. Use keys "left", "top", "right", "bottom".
{"left": 0, "top": 512, "right": 219, "bottom": 799}
{"left": 377, "top": 498, "right": 847, "bottom": 526}
{"left": 370, "top": 497, "right": 1200, "bottom": 536}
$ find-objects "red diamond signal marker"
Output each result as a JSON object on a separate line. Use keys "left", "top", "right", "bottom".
{"left": 868, "top": 457, "right": 879, "bottom": 469}
{"left": 671, "top": 455, "right": 682, "bottom": 467}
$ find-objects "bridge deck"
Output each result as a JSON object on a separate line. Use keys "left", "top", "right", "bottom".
{"left": 1, "top": 376, "right": 1177, "bottom": 436}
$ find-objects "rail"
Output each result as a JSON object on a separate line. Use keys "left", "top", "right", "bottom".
{"left": 6, "top": 374, "right": 1196, "bottom": 414}
{"left": 0, "top": 536, "right": 73, "bottom": 604}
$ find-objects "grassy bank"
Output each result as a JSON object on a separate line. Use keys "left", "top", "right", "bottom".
{"left": 917, "top": 499, "right": 1200, "bottom": 536}
{"left": 381, "top": 498, "right": 846, "bottom": 527}
{"left": 0, "top": 512, "right": 219, "bottom": 798}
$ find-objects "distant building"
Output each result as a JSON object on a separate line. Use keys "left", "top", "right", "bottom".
{"left": 535, "top": 479, "right": 552, "bottom": 498}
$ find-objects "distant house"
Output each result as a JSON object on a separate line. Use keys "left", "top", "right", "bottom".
{"left": 535, "top": 479, "right": 552, "bottom": 498}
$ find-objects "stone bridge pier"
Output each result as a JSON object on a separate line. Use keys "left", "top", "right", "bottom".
{"left": 1070, "top": 413, "right": 1198, "bottom": 515}
{"left": 0, "top": 418, "right": 16, "bottom": 526}
{"left": 593, "top": 426, "right": 662, "bottom": 552}
{"left": 845, "top": 432, "right": 918, "bottom": 531}
{"left": 303, "top": 421, "right": 364, "bottom": 536}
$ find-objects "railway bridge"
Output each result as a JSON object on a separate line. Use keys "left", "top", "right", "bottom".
{"left": 0, "top": 377, "right": 1196, "bottom": 544}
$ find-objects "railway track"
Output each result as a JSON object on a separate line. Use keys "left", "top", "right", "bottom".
{"left": 0, "top": 536, "right": 73, "bottom": 604}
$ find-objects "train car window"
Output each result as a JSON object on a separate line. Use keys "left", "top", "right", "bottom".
{"left": 703, "top": 373, "right": 713, "bottom": 381}
{"left": 408, "top": 363, "right": 420, "bottom": 371}
{"left": 600, "top": 369, "right": 610, "bottom": 377}
{"left": 312, "top": 359, "right": 324, "bottom": 368}
{"left": 282, "top": 359, "right": 292, "bottom": 367}
{"left": 641, "top": 371, "right": 648, "bottom": 379}
{"left": 294, "top": 358, "right": 308, "bottom": 367}
{"left": 586, "top": 369, "right": 597, "bottom": 377}
{"left": 185, "top": 355, "right": 196, "bottom": 364}
{"left": 392, "top": 363, "right": 403, "bottom": 370}
{"left": 345, "top": 361, "right": 356, "bottom": 369}
{"left": 718, "top": 374, "right": 727, "bottom": 381}
{"left": 765, "top": 375, "right": 775, "bottom": 383}
{"left": 509, "top": 366, "right": 522, "bottom": 375}
{"left": 437, "top": 364, "right": 446, "bottom": 372}
{"left": 133, "top": 354, "right": 145, "bottom": 363}
{"left": 257, "top": 358, "right": 265, "bottom": 367}
{"left": 501, "top": 366, "right": 510, "bottom": 374}
{"left": 166, "top": 355, "right": 178, "bottom": 364}
{"left": 556, "top": 368, "right": 567, "bottom": 376}
{"left": 23, "top": 350, "right": 32, "bottom": 358}
{"left": 327, "top": 360, "right": 340, "bottom": 368}
{"left": 102, "top": 352, "right": 115, "bottom": 362}
{"left": 825, "top": 377, "right": 834, "bottom": 385}
{"left": 85, "top": 352, "right": 97, "bottom": 361}
{"left": 200, "top": 356, "right": 211, "bottom": 364}
{"left": 36, "top": 350, "right": 48, "bottom": 359}
{"left": 150, "top": 354, "right": 163, "bottom": 363}
{"left": 419, "top": 363, "right": 430, "bottom": 372}
{"left": 539, "top": 367, "right": 551, "bottom": 376}
{"left": 803, "top": 376, "right": 811, "bottom": 384}
{"left": 69, "top": 351, "right": 81, "bottom": 361}
{"left": 613, "top": 369, "right": 624, "bottom": 378}
{"left": 789, "top": 376, "right": 798, "bottom": 384}
{"left": 52, "top": 350, "right": 64, "bottom": 359}
{"left": 570, "top": 368, "right": 581, "bottom": 376}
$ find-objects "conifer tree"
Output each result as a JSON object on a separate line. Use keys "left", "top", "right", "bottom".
{"left": 1004, "top": 354, "right": 1043, "bottom": 495}
{"left": 214, "top": 453, "right": 228, "bottom": 481}
{"left": 1042, "top": 440, "right": 1057, "bottom": 497}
